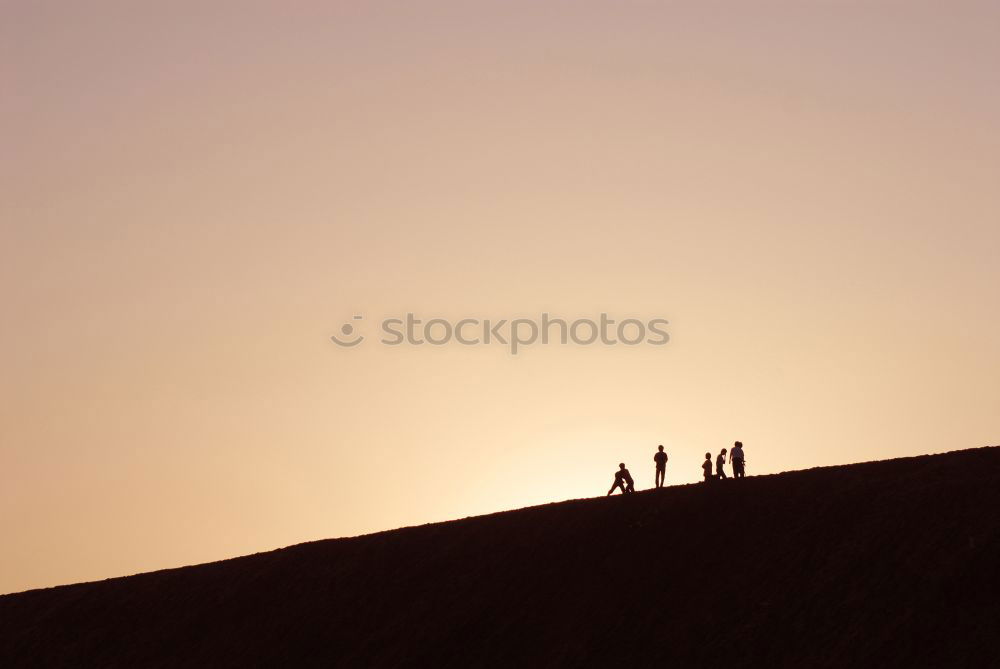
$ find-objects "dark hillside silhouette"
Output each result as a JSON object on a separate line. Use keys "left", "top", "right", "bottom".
{"left": 2, "top": 447, "right": 999, "bottom": 668}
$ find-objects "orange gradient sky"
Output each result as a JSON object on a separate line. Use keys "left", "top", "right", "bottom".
{"left": 3, "top": 1, "right": 999, "bottom": 594}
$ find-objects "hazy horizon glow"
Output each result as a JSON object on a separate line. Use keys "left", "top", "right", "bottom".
{"left": 3, "top": 1, "right": 999, "bottom": 594}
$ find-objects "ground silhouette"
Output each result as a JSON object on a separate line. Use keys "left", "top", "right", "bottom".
{"left": 2, "top": 447, "right": 998, "bottom": 668}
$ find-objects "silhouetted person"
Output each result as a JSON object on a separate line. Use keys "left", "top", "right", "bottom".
{"left": 730, "top": 441, "right": 746, "bottom": 478}
{"left": 716, "top": 448, "right": 728, "bottom": 480}
{"left": 654, "top": 445, "right": 668, "bottom": 488}
{"left": 623, "top": 466, "right": 634, "bottom": 492}
{"left": 702, "top": 453, "right": 714, "bottom": 482}
{"left": 608, "top": 463, "right": 635, "bottom": 495}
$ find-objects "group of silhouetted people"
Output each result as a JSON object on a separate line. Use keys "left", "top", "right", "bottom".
{"left": 702, "top": 441, "right": 746, "bottom": 482}
{"left": 607, "top": 441, "right": 747, "bottom": 495}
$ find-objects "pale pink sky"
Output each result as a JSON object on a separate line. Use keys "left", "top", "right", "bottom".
{"left": 2, "top": 1, "right": 998, "bottom": 594}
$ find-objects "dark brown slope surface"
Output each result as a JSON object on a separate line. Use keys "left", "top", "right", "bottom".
{"left": 2, "top": 447, "right": 999, "bottom": 668}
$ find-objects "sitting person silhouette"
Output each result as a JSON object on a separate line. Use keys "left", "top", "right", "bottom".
{"left": 607, "top": 463, "right": 635, "bottom": 495}
{"left": 716, "top": 448, "right": 728, "bottom": 480}
{"left": 654, "top": 445, "right": 668, "bottom": 488}
{"left": 702, "top": 453, "right": 714, "bottom": 482}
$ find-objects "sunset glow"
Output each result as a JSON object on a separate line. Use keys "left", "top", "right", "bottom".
{"left": 3, "top": 1, "right": 998, "bottom": 595}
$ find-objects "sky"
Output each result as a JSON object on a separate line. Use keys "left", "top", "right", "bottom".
{"left": 2, "top": 1, "right": 999, "bottom": 594}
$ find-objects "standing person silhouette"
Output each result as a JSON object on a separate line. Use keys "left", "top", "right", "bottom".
{"left": 607, "top": 463, "right": 635, "bottom": 495}
{"left": 654, "top": 445, "right": 668, "bottom": 488}
{"left": 730, "top": 441, "right": 746, "bottom": 478}
{"left": 702, "top": 453, "right": 714, "bottom": 483}
{"left": 716, "top": 448, "right": 728, "bottom": 480}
